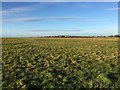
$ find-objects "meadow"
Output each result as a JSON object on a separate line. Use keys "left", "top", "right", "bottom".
{"left": 2, "top": 37, "right": 120, "bottom": 89}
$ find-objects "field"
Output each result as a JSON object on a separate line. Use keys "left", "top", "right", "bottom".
{"left": 2, "top": 38, "right": 120, "bottom": 89}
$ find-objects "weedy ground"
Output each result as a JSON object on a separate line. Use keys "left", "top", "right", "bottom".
{"left": 2, "top": 38, "right": 120, "bottom": 89}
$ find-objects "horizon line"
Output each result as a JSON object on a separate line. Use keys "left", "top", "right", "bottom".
{"left": 1, "top": 34, "right": 119, "bottom": 38}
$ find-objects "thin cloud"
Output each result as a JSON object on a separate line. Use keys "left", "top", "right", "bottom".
{"left": 105, "top": 7, "right": 120, "bottom": 10}
{"left": 20, "top": 28, "right": 117, "bottom": 37}
{"left": 2, "top": 3, "right": 45, "bottom": 16}
{"left": 81, "top": 18, "right": 109, "bottom": 22}
{"left": 2, "top": 2, "right": 60, "bottom": 16}
{"left": 2, "top": 7, "right": 32, "bottom": 15}
{"left": 30, "top": 29, "right": 82, "bottom": 32}
{"left": 3, "top": 17, "right": 110, "bottom": 23}
{"left": 6, "top": 16, "right": 78, "bottom": 22}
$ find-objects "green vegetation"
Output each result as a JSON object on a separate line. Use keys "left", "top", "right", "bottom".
{"left": 2, "top": 38, "right": 120, "bottom": 89}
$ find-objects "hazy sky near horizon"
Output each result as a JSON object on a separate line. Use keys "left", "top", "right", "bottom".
{"left": 2, "top": 2, "right": 118, "bottom": 37}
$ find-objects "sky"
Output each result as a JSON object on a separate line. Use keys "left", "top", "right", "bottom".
{"left": 2, "top": 0, "right": 119, "bottom": 2}
{"left": 2, "top": 2, "right": 118, "bottom": 37}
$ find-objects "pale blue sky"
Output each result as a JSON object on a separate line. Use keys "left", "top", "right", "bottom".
{"left": 2, "top": 2, "right": 118, "bottom": 37}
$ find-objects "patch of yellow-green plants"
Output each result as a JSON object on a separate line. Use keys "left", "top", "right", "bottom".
{"left": 2, "top": 38, "right": 120, "bottom": 89}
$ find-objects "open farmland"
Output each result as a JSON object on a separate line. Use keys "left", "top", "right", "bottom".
{"left": 2, "top": 38, "right": 120, "bottom": 89}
